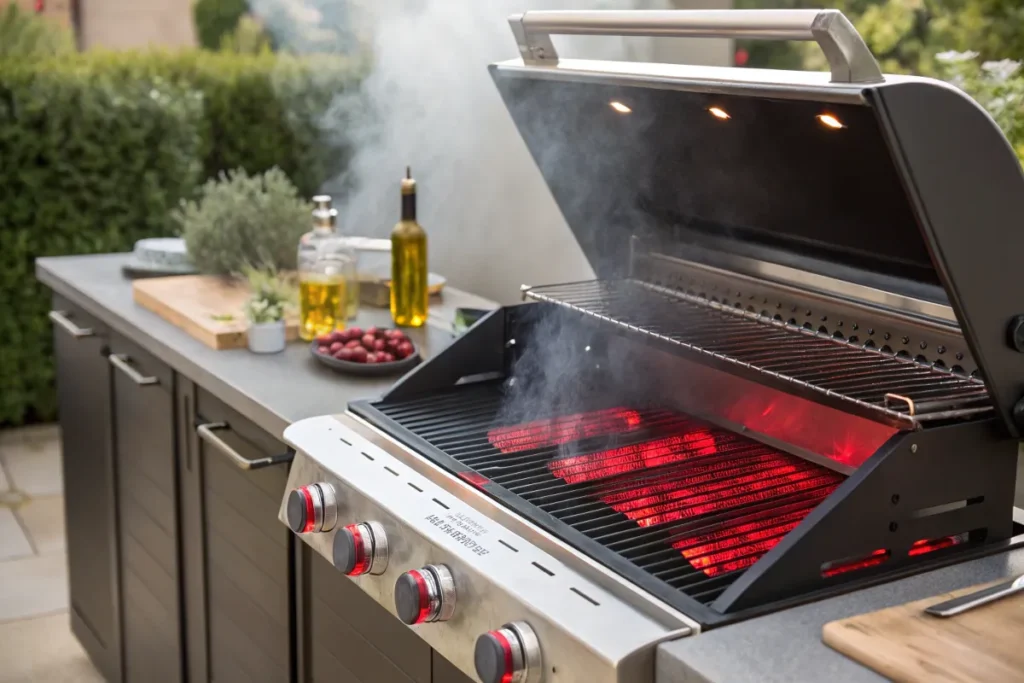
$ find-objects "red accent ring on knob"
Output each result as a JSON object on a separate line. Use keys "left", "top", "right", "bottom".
{"left": 409, "top": 569, "right": 431, "bottom": 624}
{"left": 300, "top": 486, "right": 316, "bottom": 533}
{"left": 346, "top": 524, "right": 369, "bottom": 576}
{"left": 491, "top": 630, "right": 515, "bottom": 683}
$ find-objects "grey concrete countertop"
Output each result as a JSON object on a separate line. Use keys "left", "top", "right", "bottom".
{"left": 658, "top": 541, "right": 1024, "bottom": 683}
{"left": 36, "top": 253, "right": 496, "bottom": 438}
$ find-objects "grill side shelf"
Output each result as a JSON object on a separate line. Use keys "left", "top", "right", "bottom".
{"left": 523, "top": 279, "right": 992, "bottom": 430}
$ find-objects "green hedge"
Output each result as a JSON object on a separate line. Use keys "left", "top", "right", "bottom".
{"left": 0, "top": 51, "right": 361, "bottom": 425}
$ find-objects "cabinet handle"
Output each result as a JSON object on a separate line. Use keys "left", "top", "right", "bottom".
{"left": 196, "top": 422, "right": 293, "bottom": 471}
{"left": 48, "top": 310, "right": 94, "bottom": 338}
{"left": 108, "top": 354, "right": 159, "bottom": 386}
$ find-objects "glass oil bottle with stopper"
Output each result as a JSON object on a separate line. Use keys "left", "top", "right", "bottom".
{"left": 297, "top": 195, "right": 354, "bottom": 340}
{"left": 390, "top": 167, "right": 428, "bottom": 327}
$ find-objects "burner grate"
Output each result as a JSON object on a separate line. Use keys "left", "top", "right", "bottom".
{"left": 523, "top": 279, "right": 992, "bottom": 429}
{"left": 372, "top": 383, "right": 844, "bottom": 605}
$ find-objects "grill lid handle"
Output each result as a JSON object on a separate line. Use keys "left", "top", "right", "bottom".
{"left": 509, "top": 9, "right": 883, "bottom": 85}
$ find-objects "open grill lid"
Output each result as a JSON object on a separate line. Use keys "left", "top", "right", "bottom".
{"left": 489, "top": 9, "right": 1024, "bottom": 437}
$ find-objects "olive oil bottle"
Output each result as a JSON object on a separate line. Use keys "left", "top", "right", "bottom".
{"left": 297, "top": 196, "right": 351, "bottom": 340}
{"left": 390, "top": 167, "right": 428, "bottom": 327}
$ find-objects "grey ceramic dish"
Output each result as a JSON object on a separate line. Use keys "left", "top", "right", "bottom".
{"left": 309, "top": 340, "right": 420, "bottom": 377}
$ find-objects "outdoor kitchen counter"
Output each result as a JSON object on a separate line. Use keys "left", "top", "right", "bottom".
{"left": 658, "top": 541, "right": 1024, "bottom": 682}
{"left": 36, "top": 252, "right": 495, "bottom": 437}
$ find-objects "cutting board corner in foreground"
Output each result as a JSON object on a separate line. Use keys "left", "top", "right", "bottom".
{"left": 132, "top": 275, "right": 298, "bottom": 350}
{"left": 823, "top": 578, "right": 1024, "bottom": 682}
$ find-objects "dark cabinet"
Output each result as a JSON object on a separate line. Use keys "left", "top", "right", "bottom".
{"left": 301, "top": 549, "right": 432, "bottom": 683}
{"left": 109, "top": 334, "right": 182, "bottom": 683}
{"left": 50, "top": 298, "right": 121, "bottom": 683}
{"left": 180, "top": 384, "right": 295, "bottom": 683}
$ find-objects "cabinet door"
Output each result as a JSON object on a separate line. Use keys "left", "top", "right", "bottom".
{"left": 109, "top": 335, "right": 182, "bottom": 683}
{"left": 189, "top": 388, "right": 295, "bottom": 683}
{"left": 432, "top": 653, "right": 475, "bottom": 683}
{"left": 304, "top": 549, "right": 432, "bottom": 683}
{"left": 50, "top": 298, "right": 121, "bottom": 682}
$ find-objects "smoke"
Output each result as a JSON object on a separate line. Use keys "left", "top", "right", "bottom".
{"left": 254, "top": 0, "right": 672, "bottom": 303}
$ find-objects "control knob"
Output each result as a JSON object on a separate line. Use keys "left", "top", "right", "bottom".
{"left": 474, "top": 621, "right": 542, "bottom": 683}
{"left": 285, "top": 483, "right": 337, "bottom": 534}
{"left": 333, "top": 522, "right": 388, "bottom": 576}
{"left": 394, "top": 564, "right": 456, "bottom": 625}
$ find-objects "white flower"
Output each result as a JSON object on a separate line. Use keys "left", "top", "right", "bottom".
{"left": 936, "top": 50, "right": 979, "bottom": 64}
{"left": 982, "top": 59, "right": 1022, "bottom": 83}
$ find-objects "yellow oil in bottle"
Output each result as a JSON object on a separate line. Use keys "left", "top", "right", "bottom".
{"left": 345, "top": 278, "right": 360, "bottom": 320}
{"left": 390, "top": 167, "right": 428, "bottom": 327}
{"left": 299, "top": 276, "right": 346, "bottom": 341}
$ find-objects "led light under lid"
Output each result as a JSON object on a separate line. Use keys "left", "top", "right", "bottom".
{"left": 609, "top": 101, "right": 632, "bottom": 114}
{"left": 817, "top": 113, "right": 845, "bottom": 129}
{"left": 708, "top": 106, "right": 731, "bottom": 120}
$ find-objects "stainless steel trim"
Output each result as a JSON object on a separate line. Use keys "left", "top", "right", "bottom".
{"left": 310, "top": 484, "right": 324, "bottom": 532}
{"left": 108, "top": 353, "right": 158, "bottom": 386}
{"left": 341, "top": 413, "right": 700, "bottom": 632}
{"left": 650, "top": 251, "right": 959, "bottom": 327}
{"left": 508, "top": 621, "right": 542, "bottom": 683}
{"left": 510, "top": 9, "right": 882, "bottom": 84}
{"left": 48, "top": 310, "right": 94, "bottom": 338}
{"left": 367, "top": 520, "right": 389, "bottom": 575}
{"left": 196, "top": 422, "right": 293, "bottom": 471}
{"left": 430, "top": 564, "right": 458, "bottom": 622}
{"left": 319, "top": 482, "right": 338, "bottom": 532}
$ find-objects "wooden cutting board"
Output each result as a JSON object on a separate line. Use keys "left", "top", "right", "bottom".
{"left": 133, "top": 275, "right": 299, "bottom": 350}
{"left": 823, "top": 579, "right": 1024, "bottom": 682}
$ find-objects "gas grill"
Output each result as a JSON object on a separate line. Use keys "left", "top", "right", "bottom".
{"left": 279, "top": 8, "right": 1024, "bottom": 683}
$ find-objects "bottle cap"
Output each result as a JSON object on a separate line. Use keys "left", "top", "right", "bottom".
{"left": 400, "top": 166, "right": 416, "bottom": 196}
{"left": 312, "top": 195, "right": 333, "bottom": 210}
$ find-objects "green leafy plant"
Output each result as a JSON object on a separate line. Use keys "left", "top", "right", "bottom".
{"left": 176, "top": 167, "right": 311, "bottom": 275}
{"left": 0, "top": 3, "right": 74, "bottom": 59}
{"left": 219, "top": 15, "right": 273, "bottom": 55}
{"left": 193, "top": 0, "right": 248, "bottom": 51}
{"left": 242, "top": 265, "right": 294, "bottom": 323}
{"left": 933, "top": 51, "right": 1024, "bottom": 161}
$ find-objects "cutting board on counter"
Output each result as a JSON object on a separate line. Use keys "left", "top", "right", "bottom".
{"left": 132, "top": 275, "right": 299, "bottom": 350}
{"left": 823, "top": 579, "right": 1024, "bottom": 682}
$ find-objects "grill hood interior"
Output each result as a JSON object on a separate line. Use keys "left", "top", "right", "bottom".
{"left": 489, "top": 52, "right": 1024, "bottom": 437}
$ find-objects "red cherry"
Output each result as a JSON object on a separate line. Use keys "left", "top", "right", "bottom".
{"left": 385, "top": 329, "right": 406, "bottom": 340}
{"left": 396, "top": 341, "right": 414, "bottom": 359}
{"left": 373, "top": 339, "right": 387, "bottom": 352}
{"left": 366, "top": 326, "right": 382, "bottom": 337}
{"left": 329, "top": 341, "right": 343, "bottom": 353}
{"left": 345, "top": 339, "right": 362, "bottom": 349}
{"left": 335, "top": 348, "right": 354, "bottom": 361}
{"left": 349, "top": 346, "right": 368, "bottom": 363}
{"left": 365, "top": 353, "right": 378, "bottom": 364}
{"left": 329, "top": 330, "right": 346, "bottom": 343}
{"left": 361, "top": 334, "right": 376, "bottom": 349}
{"left": 317, "top": 345, "right": 330, "bottom": 355}
{"left": 379, "top": 352, "right": 395, "bottom": 363}
{"left": 316, "top": 334, "right": 333, "bottom": 345}
{"left": 347, "top": 327, "right": 363, "bottom": 338}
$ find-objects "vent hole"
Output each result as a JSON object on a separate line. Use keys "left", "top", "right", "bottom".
{"left": 910, "top": 497, "right": 984, "bottom": 519}
{"left": 531, "top": 562, "right": 555, "bottom": 577}
{"left": 383, "top": 466, "right": 399, "bottom": 477}
{"left": 821, "top": 549, "right": 890, "bottom": 578}
{"left": 432, "top": 498, "right": 450, "bottom": 510}
{"left": 880, "top": 345, "right": 893, "bottom": 354}
{"left": 361, "top": 452, "right": 375, "bottom": 461}
{"left": 339, "top": 437, "right": 352, "bottom": 446}
{"left": 407, "top": 482, "right": 423, "bottom": 493}
{"left": 570, "top": 587, "right": 600, "bottom": 606}
{"left": 818, "top": 326, "right": 829, "bottom": 335}
{"left": 847, "top": 336, "right": 859, "bottom": 345}
{"left": 498, "top": 539, "right": 519, "bottom": 553}
{"left": 951, "top": 365, "right": 966, "bottom": 375}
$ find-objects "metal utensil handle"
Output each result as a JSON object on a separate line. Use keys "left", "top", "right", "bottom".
{"left": 196, "top": 422, "right": 292, "bottom": 471}
{"left": 108, "top": 353, "right": 158, "bottom": 386}
{"left": 48, "top": 310, "right": 94, "bottom": 338}
{"left": 925, "top": 576, "right": 1024, "bottom": 617}
{"left": 510, "top": 9, "right": 883, "bottom": 84}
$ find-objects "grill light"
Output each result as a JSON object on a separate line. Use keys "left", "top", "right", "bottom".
{"left": 609, "top": 101, "right": 632, "bottom": 114}
{"left": 708, "top": 106, "right": 731, "bottom": 120}
{"left": 817, "top": 113, "right": 845, "bottom": 129}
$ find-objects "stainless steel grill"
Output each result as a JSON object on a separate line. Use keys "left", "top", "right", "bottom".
{"left": 374, "top": 383, "right": 844, "bottom": 605}
{"left": 523, "top": 279, "right": 992, "bottom": 428}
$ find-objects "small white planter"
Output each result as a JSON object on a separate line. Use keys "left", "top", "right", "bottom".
{"left": 247, "top": 320, "right": 286, "bottom": 354}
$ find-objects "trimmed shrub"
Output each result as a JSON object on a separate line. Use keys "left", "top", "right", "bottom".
{"left": 1, "top": 50, "right": 362, "bottom": 425}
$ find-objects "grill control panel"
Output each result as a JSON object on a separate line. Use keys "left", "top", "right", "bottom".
{"left": 279, "top": 414, "right": 693, "bottom": 683}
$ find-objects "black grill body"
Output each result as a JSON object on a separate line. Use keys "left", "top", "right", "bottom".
{"left": 351, "top": 305, "right": 1023, "bottom": 627}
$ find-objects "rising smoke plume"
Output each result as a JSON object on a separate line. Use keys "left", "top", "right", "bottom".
{"left": 254, "top": 0, "right": 672, "bottom": 303}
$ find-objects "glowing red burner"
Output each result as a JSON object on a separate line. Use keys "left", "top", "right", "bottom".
{"left": 548, "top": 429, "right": 718, "bottom": 484}
{"left": 909, "top": 535, "right": 965, "bottom": 556}
{"left": 488, "top": 408, "right": 642, "bottom": 454}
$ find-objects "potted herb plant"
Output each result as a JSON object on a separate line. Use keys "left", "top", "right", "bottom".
{"left": 242, "top": 266, "right": 294, "bottom": 354}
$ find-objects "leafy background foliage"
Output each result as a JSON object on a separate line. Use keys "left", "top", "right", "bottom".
{"left": 0, "top": 13, "right": 361, "bottom": 425}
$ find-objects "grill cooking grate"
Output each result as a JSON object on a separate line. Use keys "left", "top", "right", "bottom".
{"left": 524, "top": 279, "right": 992, "bottom": 428}
{"left": 373, "top": 383, "right": 845, "bottom": 605}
